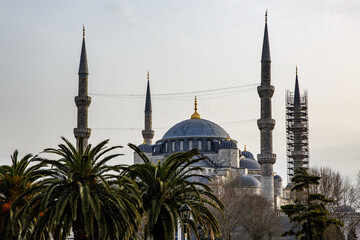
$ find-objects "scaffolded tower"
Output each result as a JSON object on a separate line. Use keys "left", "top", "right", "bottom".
{"left": 286, "top": 68, "right": 309, "bottom": 182}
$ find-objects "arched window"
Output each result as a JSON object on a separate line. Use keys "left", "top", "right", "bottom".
{"left": 198, "top": 140, "right": 202, "bottom": 150}
{"left": 207, "top": 140, "right": 212, "bottom": 151}
{"left": 180, "top": 140, "right": 184, "bottom": 151}
{"left": 165, "top": 142, "right": 168, "bottom": 152}
{"left": 172, "top": 141, "right": 175, "bottom": 151}
{"left": 189, "top": 140, "right": 193, "bottom": 150}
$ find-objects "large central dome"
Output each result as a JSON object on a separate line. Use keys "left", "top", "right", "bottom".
{"left": 162, "top": 118, "right": 228, "bottom": 140}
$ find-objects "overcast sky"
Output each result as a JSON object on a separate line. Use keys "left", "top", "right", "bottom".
{"left": 0, "top": 0, "right": 359, "bottom": 184}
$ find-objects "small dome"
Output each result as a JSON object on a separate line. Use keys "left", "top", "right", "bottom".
{"left": 242, "top": 150, "right": 255, "bottom": 160}
{"left": 138, "top": 143, "right": 152, "bottom": 153}
{"left": 229, "top": 175, "right": 261, "bottom": 188}
{"left": 239, "top": 158, "right": 260, "bottom": 170}
{"left": 219, "top": 139, "right": 237, "bottom": 149}
{"left": 274, "top": 174, "right": 282, "bottom": 180}
{"left": 285, "top": 183, "right": 292, "bottom": 189}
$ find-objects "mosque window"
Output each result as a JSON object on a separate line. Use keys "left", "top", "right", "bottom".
{"left": 189, "top": 140, "right": 193, "bottom": 150}
{"left": 165, "top": 142, "right": 168, "bottom": 152}
{"left": 172, "top": 141, "right": 175, "bottom": 151}
{"left": 180, "top": 140, "right": 184, "bottom": 151}
{"left": 207, "top": 140, "right": 212, "bottom": 151}
{"left": 198, "top": 140, "right": 202, "bottom": 150}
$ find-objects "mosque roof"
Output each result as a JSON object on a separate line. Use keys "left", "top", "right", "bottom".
{"left": 241, "top": 150, "right": 255, "bottom": 160}
{"left": 239, "top": 158, "right": 260, "bottom": 170}
{"left": 162, "top": 118, "right": 228, "bottom": 140}
{"left": 229, "top": 175, "right": 261, "bottom": 188}
{"left": 274, "top": 174, "right": 282, "bottom": 180}
{"left": 138, "top": 143, "right": 152, "bottom": 153}
{"left": 219, "top": 137, "right": 237, "bottom": 149}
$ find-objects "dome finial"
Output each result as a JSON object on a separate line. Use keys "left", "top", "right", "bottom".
{"left": 143, "top": 139, "right": 146, "bottom": 144}
{"left": 227, "top": 134, "right": 230, "bottom": 141}
{"left": 147, "top": 70, "right": 149, "bottom": 81}
{"left": 191, "top": 96, "right": 201, "bottom": 119}
{"left": 244, "top": 145, "right": 247, "bottom": 151}
{"left": 296, "top": 66, "right": 298, "bottom": 75}
{"left": 83, "top": 25, "right": 85, "bottom": 38}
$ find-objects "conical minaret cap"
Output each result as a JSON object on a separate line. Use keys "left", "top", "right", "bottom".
{"left": 294, "top": 66, "right": 301, "bottom": 106}
{"left": 78, "top": 25, "right": 88, "bottom": 75}
{"left": 261, "top": 11, "right": 271, "bottom": 62}
{"left": 145, "top": 71, "right": 152, "bottom": 113}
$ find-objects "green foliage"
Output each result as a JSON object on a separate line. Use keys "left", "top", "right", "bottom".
{"left": 0, "top": 150, "right": 47, "bottom": 240}
{"left": 14, "top": 137, "right": 142, "bottom": 240}
{"left": 125, "top": 143, "right": 224, "bottom": 240}
{"left": 281, "top": 168, "right": 343, "bottom": 240}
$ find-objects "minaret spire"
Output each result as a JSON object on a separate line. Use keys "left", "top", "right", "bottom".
{"left": 74, "top": 26, "right": 91, "bottom": 150}
{"left": 142, "top": 71, "right": 155, "bottom": 145}
{"left": 294, "top": 66, "right": 301, "bottom": 106}
{"left": 257, "top": 12, "right": 276, "bottom": 206}
{"left": 261, "top": 11, "right": 271, "bottom": 62}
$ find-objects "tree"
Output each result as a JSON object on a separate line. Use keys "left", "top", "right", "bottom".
{"left": 15, "top": 137, "right": 142, "bottom": 240}
{"left": 0, "top": 150, "right": 46, "bottom": 240}
{"left": 125, "top": 144, "right": 224, "bottom": 240}
{"left": 310, "top": 167, "right": 360, "bottom": 235}
{"left": 209, "top": 182, "right": 282, "bottom": 240}
{"left": 281, "top": 167, "right": 343, "bottom": 240}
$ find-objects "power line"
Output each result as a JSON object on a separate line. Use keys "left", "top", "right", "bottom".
{"left": 89, "top": 83, "right": 259, "bottom": 99}
{"left": 92, "top": 119, "right": 257, "bottom": 131}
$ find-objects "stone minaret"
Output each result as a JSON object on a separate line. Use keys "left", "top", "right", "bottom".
{"left": 74, "top": 26, "right": 91, "bottom": 149}
{"left": 142, "top": 71, "right": 154, "bottom": 145}
{"left": 257, "top": 12, "right": 276, "bottom": 204}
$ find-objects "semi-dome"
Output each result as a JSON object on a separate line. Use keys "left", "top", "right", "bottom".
{"left": 229, "top": 175, "right": 261, "bottom": 188}
{"left": 162, "top": 118, "right": 228, "bottom": 140}
{"left": 138, "top": 143, "right": 152, "bottom": 153}
{"left": 240, "top": 158, "right": 260, "bottom": 170}
{"left": 219, "top": 138, "right": 237, "bottom": 149}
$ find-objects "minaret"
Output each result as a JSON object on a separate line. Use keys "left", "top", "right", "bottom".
{"left": 74, "top": 26, "right": 91, "bottom": 150}
{"left": 286, "top": 67, "right": 309, "bottom": 181}
{"left": 257, "top": 12, "right": 276, "bottom": 204}
{"left": 142, "top": 71, "right": 155, "bottom": 145}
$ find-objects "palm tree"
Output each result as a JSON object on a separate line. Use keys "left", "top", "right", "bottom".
{"left": 125, "top": 143, "right": 224, "bottom": 240}
{"left": 0, "top": 150, "right": 46, "bottom": 240}
{"left": 16, "top": 137, "right": 142, "bottom": 240}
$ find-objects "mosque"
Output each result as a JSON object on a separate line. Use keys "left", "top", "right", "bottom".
{"left": 74, "top": 14, "right": 308, "bottom": 208}
{"left": 132, "top": 13, "right": 301, "bottom": 208}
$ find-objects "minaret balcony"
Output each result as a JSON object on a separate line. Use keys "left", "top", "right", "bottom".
{"left": 289, "top": 123, "right": 306, "bottom": 131}
{"left": 257, "top": 119, "right": 275, "bottom": 130}
{"left": 142, "top": 130, "right": 155, "bottom": 139}
{"left": 257, "top": 153, "right": 276, "bottom": 164}
{"left": 257, "top": 85, "right": 274, "bottom": 98}
{"left": 75, "top": 96, "right": 91, "bottom": 107}
{"left": 74, "top": 128, "right": 91, "bottom": 138}
{"left": 288, "top": 150, "right": 307, "bottom": 158}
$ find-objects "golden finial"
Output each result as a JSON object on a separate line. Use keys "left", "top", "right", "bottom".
{"left": 83, "top": 25, "right": 85, "bottom": 37}
{"left": 147, "top": 71, "right": 149, "bottom": 81}
{"left": 244, "top": 145, "right": 247, "bottom": 151}
{"left": 227, "top": 134, "right": 230, "bottom": 141}
{"left": 191, "top": 96, "right": 201, "bottom": 119}
{"left": 265, "top": 10, "right": 268, "bottom": 22}
{"left": 143, "top": 139, "right": 146, "bottom": 144}
{"left": 296, "top": 66, "right": 298, "bottom": 75}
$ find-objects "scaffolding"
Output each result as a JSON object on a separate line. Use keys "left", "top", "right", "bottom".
{"left": 286, "top": 90, "right": 309, "bottom": 183}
